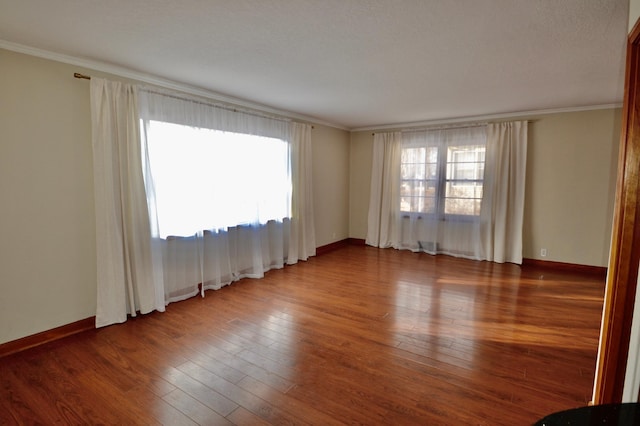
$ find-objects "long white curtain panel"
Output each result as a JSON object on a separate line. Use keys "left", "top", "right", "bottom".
{"left": 90, "top": 78, "right": 165, "bottom": 327}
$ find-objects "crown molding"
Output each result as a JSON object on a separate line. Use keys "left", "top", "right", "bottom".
{"left": 0, "top": 40, "right": 348, "bottom": 131}
{"left": 1, "top": 40, "right": 622, "bottom": 133}
{"left": 352, "top": 103, "right": 623, "bottom": 132}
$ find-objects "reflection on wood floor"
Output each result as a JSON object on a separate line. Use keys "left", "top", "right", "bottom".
{"left": 0, "top": 245, "right": 605, "bottom": 425}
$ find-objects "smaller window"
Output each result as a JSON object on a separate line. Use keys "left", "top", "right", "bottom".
{"left": 400, "top": 135, "right": 486, "bottom": 219}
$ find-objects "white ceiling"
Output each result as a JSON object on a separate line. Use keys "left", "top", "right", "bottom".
{"left": 0, "top": 0, "right": 630, "bottom": 129}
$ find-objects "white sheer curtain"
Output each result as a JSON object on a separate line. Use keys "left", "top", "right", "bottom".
{"left": 90, "top": 78, "right": 165, "bottom": 327}
{"left": 366, "top": 121, "right": 527, "bottom": 264}
{"left": 139, "top": 89, "right": 316, "bottom": 304}
{"left": 91, "top": 80, "right": 315, "bottom": 328}
{"left": 397, "top": 126, "right": 487, "bottom": 259}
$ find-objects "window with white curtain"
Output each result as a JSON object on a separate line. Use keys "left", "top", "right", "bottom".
{"left": 400, "top": 132, "right": 486, "bottom": 219}
{"left": 90, "top": 78, "right": 316, "bottom": 328}
{"left": 367, "top": 121, "right": 527, "bottom": 264}
{"left": 143, "top": 120, "right": 291, "bottom": 238}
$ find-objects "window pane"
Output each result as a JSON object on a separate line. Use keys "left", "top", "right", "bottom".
{"left": 144, "top": 120, "right": 291, "bottom": 238}
{"left": 445, "top": 181, "right": 483, "bottom": 198}
{"left": 400, "top": 181, "right": 416, "bottom": 197}
{"left": 400, "top": 144, "right": 440, "bottom": 214}
{"left": 444, "top": 181, "right": 483, "bottom": 215}
{"left": 444, "top": 144, "right": 484, "bottom": 216}
{"left": 447, "top": 145, "right": 486, "bottom": 181}
{"left": 400, "top": 179, "right": 437, "bottom": 213}
{"left": 426, "top": 146, "right": 438, "bottom": 163}
{"left": 425, "top": 163, "right": 438, "bottom": 179}
{"left": 402, "top": 147, "right": 425, "bottom": 163}
{"left": 445, "top": 197, "right": 482, "bottom": 216}
{"left": 401, "top": 163, "right": 426, "bottom": 179}
{"left": 419, "top": 196, "right": 436, "bottom": 213}
{"left": 401, "top": 196, "right": 436, "bottom": 213}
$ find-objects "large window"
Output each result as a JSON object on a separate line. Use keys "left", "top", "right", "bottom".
{"left": 400, "top": 136, "right": 486, "bottom": 218}
{"left": 143, "top": 120, "right": 291, "bottom": 238}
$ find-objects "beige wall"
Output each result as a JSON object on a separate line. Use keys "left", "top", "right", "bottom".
{"left": 0, "top": 49, "right": 97, "bottom": 344}
{"left": 631, "top": 0, "right": 640, "bottom": 31}
{"left": 524, "top": 109, "right": 620, "bottom": 266}
{"left": 349, "top": 130, "right": 374, "bottom": 239}
{"left": 0, "top": 48, "right": 350, "bottom": 344}
{"left": 349, "top": 108, "right": 621, "bottom": 267}
{"left": 312, "top": 124, "right": 351, "bottom": 247}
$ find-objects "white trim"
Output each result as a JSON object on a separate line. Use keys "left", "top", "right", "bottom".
{"left": 0, "top": 40, "right": 347, "bottom": 130}
{"left": 353, "top": 104, "right": 623, "bottom": 132}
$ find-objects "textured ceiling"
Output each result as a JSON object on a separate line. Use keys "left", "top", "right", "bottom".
{"left": 0, "top": 0, "right": 630, "bottom": 129}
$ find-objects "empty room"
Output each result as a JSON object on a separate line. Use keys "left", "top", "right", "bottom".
{"left": 2, "top": 1, "right": 639, "bottom": 424}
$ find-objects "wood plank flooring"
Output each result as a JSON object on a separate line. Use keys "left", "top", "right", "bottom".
{"left": 0, "top": 246, "right": 605, "bottom": 425}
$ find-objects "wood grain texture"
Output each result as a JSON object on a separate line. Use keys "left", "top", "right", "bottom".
{"left": 0, "top": 316, "right": 95, "bottom": 357}
{"left": 0, "top": 246, "right": 604, "bottom": 424}
{"left": 521, "top": 258, "right": 606, "bottom": 279}
{"left": 593, "top": 18, "right": 640, "bottom": 405}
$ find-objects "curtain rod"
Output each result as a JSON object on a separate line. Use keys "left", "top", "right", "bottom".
{"left": 372, "top": 122, "right": 486, "bottom": 136}
{"left": 403, "top": 122, "right": 488, "bottom": 133}
{"left": 72, "top": 72, "right": 313, "bottom": 128}
{"left": 75, "top": 70, "right": 284, "bottom": 120}
{"left": 371, "top": 120, "right": 532, "bottom": 135}
{"left": 142, "top": 86, "right": 293, "bottom": 123}
{"left": 75, "top": 71, "right": 253, "bottom": 116}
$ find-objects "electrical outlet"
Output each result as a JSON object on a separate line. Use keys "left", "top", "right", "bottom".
{"left": 540, "top": 248, "right": 547, "bottom": 257}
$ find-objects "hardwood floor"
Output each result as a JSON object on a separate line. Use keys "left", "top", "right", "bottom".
{"left": 0, "top": 246, "right": 605, "bottom": 425}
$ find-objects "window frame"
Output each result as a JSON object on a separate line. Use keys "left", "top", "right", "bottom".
{"left": 400, "top": 136, "right": 486, "bottom": 221}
